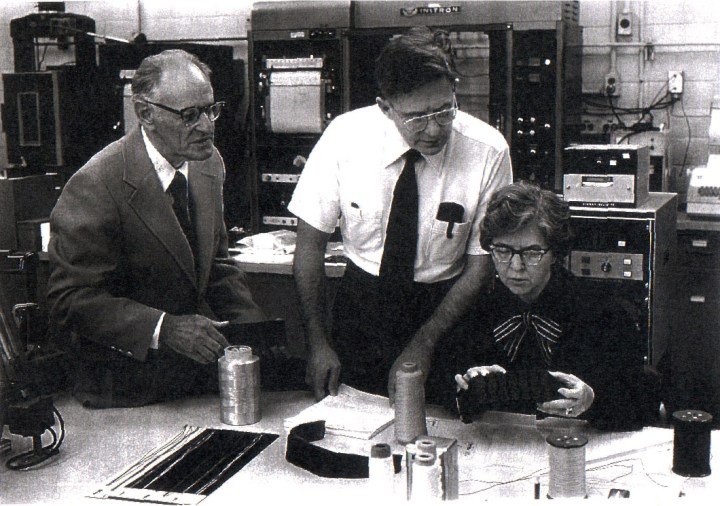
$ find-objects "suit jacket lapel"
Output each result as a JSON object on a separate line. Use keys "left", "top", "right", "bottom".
{"left": 188, "top": 162, "right": 217, "bottom": 294}
{"left": 122, "top": 128, "right": 197, "bottom": 288}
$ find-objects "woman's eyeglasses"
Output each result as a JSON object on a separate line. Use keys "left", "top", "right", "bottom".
{"left": 489, "top": 245, "right": 549, "bottom": 266}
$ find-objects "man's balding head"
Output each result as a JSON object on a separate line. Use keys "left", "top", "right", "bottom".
{"left": 132, "top": 49, "right": 211, "bottom": 100}
{"left": 132, "top": 50, "right": 217, "bottom": 167}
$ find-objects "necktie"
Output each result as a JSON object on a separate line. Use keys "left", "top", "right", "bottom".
{"left": 167, "top": 171, "right": 195, "bottom": 255}
{"left": 379, "top": 149, "right": 422, "bottom": 284}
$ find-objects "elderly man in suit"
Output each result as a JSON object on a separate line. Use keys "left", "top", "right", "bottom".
{"left": 48, "top": 49, "right": 264, "bottom": 408}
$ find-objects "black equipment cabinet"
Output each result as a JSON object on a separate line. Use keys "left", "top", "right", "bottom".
{"left": 511, "top": 21, "right": 582, "bottom": 190}
{"left": 247, "top": 1, "right": 525, "bottom": 234}
{"left": 248, "top": 1, "right": 351, "bottom": 232}
{"left": 670, "top": 217, "right": 720, "bottom": 423}
{"left": 2, "top": 11, "right": 112, "bottom": 180}
{"left": 567, "top": 193, "right": 677, "bottom": 368}
{"left": 247, "top": 1, "right": 583, "bottom": 234}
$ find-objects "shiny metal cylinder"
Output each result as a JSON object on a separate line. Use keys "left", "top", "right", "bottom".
{"left": 218, "top": 345, "right": 260, "bottom": 425}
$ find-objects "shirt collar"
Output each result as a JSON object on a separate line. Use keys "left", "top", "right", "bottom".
{"left": 377, "top": 105, "right": 449, "bottom": 171}
{"left": 141, "top": 127, "right": 189, "bottom": 191}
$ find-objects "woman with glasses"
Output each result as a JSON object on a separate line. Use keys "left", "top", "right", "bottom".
{"left": 446, "top": 181, "right": 645, "bottom": 430}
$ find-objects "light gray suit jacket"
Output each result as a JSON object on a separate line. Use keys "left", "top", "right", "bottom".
{"left": 48, "top": 127, "right": 264, "bottom": 407}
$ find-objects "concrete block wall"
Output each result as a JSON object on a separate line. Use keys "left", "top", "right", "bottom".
{"left": 579, "top": 0, "right": 720, "bottom": 192}
{"left": 0, "top": 0, "right": 718, "bottom": 195}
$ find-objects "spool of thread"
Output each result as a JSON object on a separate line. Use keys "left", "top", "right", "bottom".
{"left": 368, "top": 443, "right": 395, "bottom": 496}
{"left": 546, "top": 434, "right": 588, "bottom": 499}
{"left": 218, "top": 345, "right": 260, "bottom": 425}
{"left": 414, "top": 438, "right": 437, "bottom": 459}
{"left": 409, "top": 451, "right": 443, "bottom": 501}
{"left": 672, "top": 410, "right": 713, "bottom": 477}
{"left": 394, "top": 362, "right": 427, "bottom": 444}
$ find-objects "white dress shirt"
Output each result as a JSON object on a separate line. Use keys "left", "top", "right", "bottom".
{"left": 141, "top": 127, "right": 189, "bottom": 348}
{"left": 288, "top": 104, "right": 512, "bottom": 283}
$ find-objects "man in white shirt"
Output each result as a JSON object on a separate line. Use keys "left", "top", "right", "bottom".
{"left": 48, "top": 50, "right": 264, "bottom": 407}
{"left": 289, "top": 27, "right": 512, "bottom": 402}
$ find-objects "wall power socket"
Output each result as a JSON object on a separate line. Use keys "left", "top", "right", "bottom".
{"left": 668, "top": 70, "right": 683, "bottom": 94}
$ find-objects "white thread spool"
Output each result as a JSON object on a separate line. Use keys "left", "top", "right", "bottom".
{"left": 409, "top": 451, "right": 443, "bottom": 501}
{"left": 394, "top": 362, "right": 427, "bottom": 444}
{"left": 414, "top": 438, "right": 437, "bottom": 459}
{"left": 546, "top": 434, "right": 588, "bottom": 499}
{"left": 218, "top": 345, "right": 260, "bottom": 425}
{"left": 368, "top": 443, "right": 395, "bottom": 497}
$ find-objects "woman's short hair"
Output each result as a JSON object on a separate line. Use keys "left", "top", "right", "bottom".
{"left": 131, "top": 49, "right": 211, "bottom": 99}
{"left": 480, "top": 181, "right": 573, "bottom": 260}
{"left": 375, "top": 26, "right": 458, "bottom": 99}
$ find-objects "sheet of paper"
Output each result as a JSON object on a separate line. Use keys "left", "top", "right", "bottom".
{"left": 283, "top": 384, "right": 394, "bottom": 440}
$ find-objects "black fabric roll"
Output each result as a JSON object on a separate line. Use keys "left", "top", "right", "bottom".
{"left": 286, "top": 421, "right": 402, "bottom": 479}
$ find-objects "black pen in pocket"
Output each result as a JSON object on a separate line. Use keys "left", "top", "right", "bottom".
{"left": 436, "top": 202, "right": 465, "bottom": 238}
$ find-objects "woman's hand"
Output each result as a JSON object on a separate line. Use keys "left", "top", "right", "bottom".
{"left": 454, "top": 364, "right": 507, "bottom": 391}
{"left": 538, "top": 371, "right": 594, "bottom": 417}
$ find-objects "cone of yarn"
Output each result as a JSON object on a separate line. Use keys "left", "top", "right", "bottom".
{"left": 394, "top": 362, "right": 427, "bottom": 444}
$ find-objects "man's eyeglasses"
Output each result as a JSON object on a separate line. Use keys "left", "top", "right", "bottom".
{"left": 489, "top": 245, "right": 550, "bottom": 266}
{"left": 144, "top": 99, "right": 225, "bottom": 126}
{"left": 399, "top": 95, "right": 458, "bottom": 133}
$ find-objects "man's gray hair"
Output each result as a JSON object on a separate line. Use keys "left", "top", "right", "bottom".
{"left": 131, "top": 49, "right": 212, "bottom": 100}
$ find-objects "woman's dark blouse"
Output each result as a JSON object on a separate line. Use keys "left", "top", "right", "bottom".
{"left": 442, "top": 267, "right": 646, "bottom": 430}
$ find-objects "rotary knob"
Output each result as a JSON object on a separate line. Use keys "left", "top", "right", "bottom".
{"left": 601, "top": 260, "right": 612, "bottom": 273}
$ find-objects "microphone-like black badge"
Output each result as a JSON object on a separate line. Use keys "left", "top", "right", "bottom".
{"left": 436, "top": 202, "right": 465, "bottom": 239}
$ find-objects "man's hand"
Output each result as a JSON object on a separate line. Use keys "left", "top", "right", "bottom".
{"left": 306, "top": 343, "right": 341, "bottom": 401}
{"left": 454, "top": 364, "right": 507, "bottom": 391}
{"left": 387, "top": 338, "right": 435, "bottom": 405}
{"left": 538, "top": 371, "right": 595, "bottom": 418}
{"left": 160, "top": 314, "right": 230, "bottom": 364}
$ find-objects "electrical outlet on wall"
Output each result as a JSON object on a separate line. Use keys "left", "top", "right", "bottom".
{"left": 603, "top": 73, "right": 621, "bottom": 97}
{"left": 617, "top": 12, "right": 633, "bottom": 36}
{"left": 668, "top": 70, "right": 684, "bottom": 94}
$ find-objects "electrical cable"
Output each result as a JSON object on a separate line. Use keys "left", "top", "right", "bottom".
{"left": 37, "top": 43, "right": 50, "bottom": 69}
{"left": 52, "top": 406, "right": 65, "bottom": 451}
{"left": 459, "top": 465, "right": 547, "bottom": 495}
{"left": 583, "top": 82, "right": 674, "bottom": 117}
{"left": 460, "top": 456, "right": 677, "bottom": 497}
{"left": 583, "top": 84, "right": 680, "bottom": 140}
{"left": 5, "top": 407, "right": 63, "bottom": 470}
{"left": 676, "top": 94, "right": 692, "bottom": 174}
{"left": 607, "top": 95, "right": 628, "bottom": 129}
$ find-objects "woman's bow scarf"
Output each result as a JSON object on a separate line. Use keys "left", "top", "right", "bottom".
{"left": 488, "top": 270, "right": 572, "bottom": 367}
{"left": 494, "top": 311, "right": 563, "bottom": 366}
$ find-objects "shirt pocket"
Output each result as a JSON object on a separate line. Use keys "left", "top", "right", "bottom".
{"left": 341, "top": 204, "right": 383, "bottom": 256}
{"left": 424, "top": 219, "right": 472, "bottom": 265}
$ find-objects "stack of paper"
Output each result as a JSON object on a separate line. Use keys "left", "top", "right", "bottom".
{"left": 236, "top": 230, "right": 297, "bottom": 255}
{"left": 284, "top": 384, "right": 395, "bottom": 440}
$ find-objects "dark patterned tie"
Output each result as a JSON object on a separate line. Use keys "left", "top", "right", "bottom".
{"left": 167, "top": 171, "right": 195, "bottom": 255}
{"left": 379, "top": 148, "right": 422, "bottom": 284}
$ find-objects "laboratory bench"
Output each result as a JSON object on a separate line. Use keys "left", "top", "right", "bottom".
{"left": 1, "top": 390, "right": 718, "bottom": 505}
